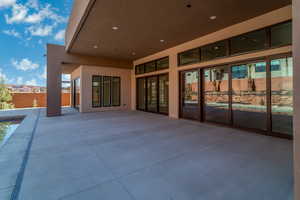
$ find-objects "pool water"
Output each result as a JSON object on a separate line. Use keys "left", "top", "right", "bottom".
{"left": 0, "top": 120, "right": 21, "bottom": 147}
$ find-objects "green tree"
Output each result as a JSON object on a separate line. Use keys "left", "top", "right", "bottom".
{"left": 0, "top": 78, "right": 14, "bottom": 110}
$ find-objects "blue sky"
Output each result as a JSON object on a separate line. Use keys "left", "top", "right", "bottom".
{"left": 0, "top": 0, "right": 73, "bottom": 86}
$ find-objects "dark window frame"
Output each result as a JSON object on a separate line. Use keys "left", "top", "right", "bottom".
{"left": 111, "top": 76, "right": 121, "bottom": 107}
{"left": 135, "top": 56, "right": 169, "bottom": 75}
{"left": 177, "top": 20, "right": 292, "bottom": 67}
{"left": 92, "top": 75, "right": 102, "bottom": 108}
{"left": 92, "top": 75, "right": 121, "bottom": 108}
{"left": 178, "top": 47, "right": 201, "bottom": 66}
{"left": 178, "top": 52, "right": 293, "bottom": 139}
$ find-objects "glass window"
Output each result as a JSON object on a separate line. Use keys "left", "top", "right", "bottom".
{"left": 232, "top": 65, "right": 248, "bottom": 79}
{"left": 158, "top": 74, "right": 169, "bottom": 114}
{"left": 183, "top": 71, "right": 199, "bottom": 105}
{"left": 181, "top": 71, "right": 200, "bottom": 120}
{"left": 156, "top": 57, "right": 169, "bottom": 70}
{"left": 145, "top": 61, "right": 156, "bottom": 73}
{"left": 135, "top": 64, "right": 144, "bottom": 75}
{"left": 271, "top": 57, "right": 293, "bottom": 135}
{"left": 137, "top": 78, "right": 146, "bottom": 110}
{"left": 103, "top": 76, "right": 111, "bottom": 107}
{"left": 204, "top": 66, "right": 229, "bottom": 124}
{"left": 231, "top": 62, "right": 267, "bottom": 130}
{"left": 271, "top": 21, "right": 292, "bottom": 47}
{"left": 230, "top": 29, "right": 267, "bottom": 55}
{"left": 255, "top": 62, "right": 267, "bottom": 72}
{"left": 74, "top": 78, "right": 80, "bottom": 109}
{"left": 112, "top": 77, "right": 120, "bottom": 106}
{"left": 179, "top": 48, "right": 200, "bottom": 66}
{"left": 92, "top": 76, "right": 101, "bottom": 107}
{"left": 201, "top": 41, "right": 227, "bottom": 61}
{"left": 147, "top": 76, "right": 158, "bottom": 112}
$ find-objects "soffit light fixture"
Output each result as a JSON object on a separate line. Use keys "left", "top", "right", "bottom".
{"left": 210, "top": 16, "right": 217, "bottom": 20}
{"left": 160, "top": 39, "right": 165, "bottom": 43}
{"left": 93, "top": 45, "right": 98, "bottom": 49}
{"left": 112, "top": 26, "right": 119, "bottom": 30}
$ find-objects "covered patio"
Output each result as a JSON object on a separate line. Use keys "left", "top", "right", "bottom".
{"left": 15, "top": 108, "right": 293, "bottom": 200}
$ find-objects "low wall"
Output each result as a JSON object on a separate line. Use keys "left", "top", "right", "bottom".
{"left": 11, "top": 93, "right": 70, "bottom": 108}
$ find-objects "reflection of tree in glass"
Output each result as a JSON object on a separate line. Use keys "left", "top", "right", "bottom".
{"left": 248, "top": 64, "right": 256, "bottom": 92}
{"left": 212, "top": 69, "right": 225, "bottom": 92}
{"left": 0, "top": 122, "right": 11, "bottom": 142}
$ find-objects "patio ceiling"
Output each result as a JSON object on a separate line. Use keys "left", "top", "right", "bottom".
{"left": 67, "top": 0, "right": 291, "bottom": 61}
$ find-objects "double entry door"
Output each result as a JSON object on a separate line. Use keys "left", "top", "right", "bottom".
{"left": 180, "top": 55, "right": 293, "bottom": 137}
{"left": 137, "top": 74, "right": 169, "bottom": 114}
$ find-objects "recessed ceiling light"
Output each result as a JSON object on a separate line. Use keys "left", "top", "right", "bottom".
{"left": 210, "top": 16, "right": 217, "bottom": 20}
{"left": 112, "top": 26, "right": 119, "bottom": 30}
{"left": 160, "top": 39, "right": 165, "bottom": 43}
{"left": 93, "top": 45, "right": 98, "bottom": 49}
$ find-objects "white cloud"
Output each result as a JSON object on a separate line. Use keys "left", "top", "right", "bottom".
{"left": 16, "top": 76, "right": 23, "bottom": 85}
{"left": 26, "top": 0, "right": 38, "bottom": 9}
{"left": 0, "top": 0, "right": 16, "bottom": 8}
{"left": 2, "top": 29, "right": 21, "bottom": 38}
{"left": 27, "top": 25, "right": 53, "bottom": 36}
{"left": 62, "top": 74, "right": 70, "bottom": 81}
{"left": 5, "top": 3, "right": 28, "bottom": 24}
{"left": 5, "top": 2, "right": 67, "bottom": 25}
{"left": 54, "top": 29, "right": 65, "bottom": 41}
{"left": 39, "top": 66, "right": 46, "bottom": 79}
{"left": 12, "top": 58, "right": 39, "bottom": 71}
{"left": 0, "top": 69, "right": 8, "bottom": 82}
{"left": 25, "top": 79, "right": 37, "bottom": 86}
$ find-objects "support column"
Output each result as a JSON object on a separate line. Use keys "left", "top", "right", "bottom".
{"left": 47, "top": 44, "right": 62, "bottom": 116}
{"left": 169, "top": 53, "right": 179, "bottom": 119}
{"left": 293, "top": 0, "right": 300, "bottom": 199}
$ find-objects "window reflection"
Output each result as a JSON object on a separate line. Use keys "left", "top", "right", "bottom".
{"left": 147, "top": 76, "right": 158, "bottom": 112}
{"left": 137, "top": 78, "right": 146, "bottom": 110}
{"left": 204, "top": 66, "right": 229, "bottom": 124}
{"left": 271, "top": 57, "right": 293, "bottom": 135}
{"left": 184, "top": 71, "right": 199, "bottom": 104}
{"left": 159, "top": 75, "right": 169, "bottom": 114}
{"left": 231, "top": 62, "right": 267, "bottom": 130}
{"left": 179, "top": 48, "right": 200, "bottom": 66}
{"left": 230, "top": 29, "right": 267, "bottom": 55}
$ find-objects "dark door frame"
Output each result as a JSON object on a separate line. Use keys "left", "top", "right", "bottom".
{"left": 179, "top": 52, "right": 293, "bottom": 139}
{"left": 136, "top": 73, "right": 169, "bottom": 115}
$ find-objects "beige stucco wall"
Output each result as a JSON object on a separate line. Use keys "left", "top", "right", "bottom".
{"left": 132, "top": 5, "right": 292, "bottom": 119}
{"left": 79, "top": 65, "right": 132, "bottom": 113}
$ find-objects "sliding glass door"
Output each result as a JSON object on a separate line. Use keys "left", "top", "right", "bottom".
{"left": 271, "top": 57, "right": 293, "bottom": 135}
{"left": 181, "top": 70, "right": 200, "bottom": 120}
{"left": 158, "top": 74, "right": 169, "bottom": 114}
{"left": 179, "top": 55, "right": 293, "bottom": 137}
{"left": 137, "top": 78, "right": 146, "bottom": 110}
{"left": 231, "top": 62, "right": 267, "bottom": 130}
{"left": 137, "top": 74, "right": 169, "bottom": 114}
{"left": 74, "top": 78, "right": 80, "bottom": 109}
{"left": 204, "top": 66, "right": 230, "bottom": 124}
{"left": 147, "top": 76, "right": 158, "bottom": 112}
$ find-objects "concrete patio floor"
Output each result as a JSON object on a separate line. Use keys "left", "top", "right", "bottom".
{"left": 17, "top": 108, "right": 293, "bottom": 200}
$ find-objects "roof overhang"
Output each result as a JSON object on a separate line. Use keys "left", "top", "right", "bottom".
{"left": 65, "top": 0, "right": 291, "bottom": 61}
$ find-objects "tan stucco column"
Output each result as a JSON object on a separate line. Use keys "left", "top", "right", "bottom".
{"left": 47, "top": 45, "right": 62, "bottom": 116}
{"left": 169, "top": 53, "right": 179, "bottom": 119}
{"left": 293, "top": 0, "right": 300, "bottom": 199}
